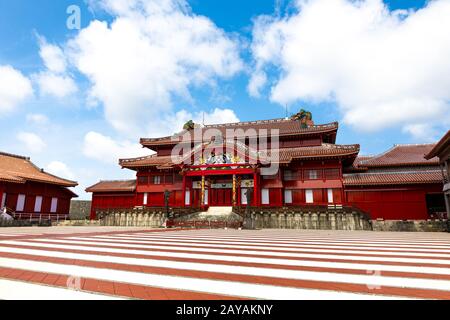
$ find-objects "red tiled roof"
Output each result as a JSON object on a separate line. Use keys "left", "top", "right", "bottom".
{"left": 120, "top": 155, "right": 178, "bottom": 169}
{"left": 141, "top": 119, "right": 339, "bottom": 146}
{"left": 270, "top": 144, "right": 360, "bottom": 164}
{"left": 359, "top": 144, "right": 439, "bottom": 168}
{"left": 120, "top": 143, "right": 360, "bottom": 168}
{"left": 0, "top": 152, "right": 78, "bottom": 187}
{"left": 86, "top": 180, "right": 136, "bottom": 193}
{"left": 425, "top": 130, "right": 450, "bottom": 160}
{"left": 344, "top": 170, "right": 442, "bottom": 186}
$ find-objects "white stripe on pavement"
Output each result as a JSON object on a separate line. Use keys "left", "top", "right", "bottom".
{"left": 0, "top": 257, "right": 410, "bottom": 300}
{"left": 0, "top": 279, "right": 123, "bottom": 300}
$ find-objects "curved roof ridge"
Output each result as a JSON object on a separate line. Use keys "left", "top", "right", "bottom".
{"left": 0, "top": 151, "right": 29, "bottom": 160}
{"left": 393, "top": 143, "right": 436, "bottom": 147}
{"left": 359, "top": 143, "right": 439, "bottom": 167}
{"left": 97, "top": 179, "right": 136, "bottom": 183}
{"left": 0, "top": 151, "right": 78, "bottom": 187}
{"left": 119, "top": 154, "right": 157, "bottom": 163}
{"left": 359, "top": 145, "right": 397, "bottom": 165}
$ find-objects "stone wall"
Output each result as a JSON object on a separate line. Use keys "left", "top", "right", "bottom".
{"left": 94, "top": 206, "right": 449, "bottom": 232}
{"left": 96, "top": 207, "right": 197, "bottom": 227}
{"left": 242, "top": 210, "right": 372, "bottom": 231}
{"left": 70, "top": 200, "right": 92, "bottom": 220}
{"left": 372, "top": 219, "right": 449, "bottom": 232}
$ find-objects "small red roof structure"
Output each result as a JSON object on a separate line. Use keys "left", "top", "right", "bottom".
{"left": 0, "top": 151, "right": 78, "bottom": 187}
{"left": 358, "top": 144, "right": 439, "bottom": 168}
{"left": 344, "top": 144, "right": 442, "bottom": 186}
{"left": 140, "top": 120, "right": 339, "bottom": 148}
{"left": 85, "top": 180, "right": 136, "bottom": 193}
{"left": 425, "top": 131, "right": 450, "bottom": 161}
{"left": 344, "top": 170, "right": 442, "bottom": 186}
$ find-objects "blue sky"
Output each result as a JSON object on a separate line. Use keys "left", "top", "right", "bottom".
{"left": 0, "top": 0, "right": 448, "bottom": 199}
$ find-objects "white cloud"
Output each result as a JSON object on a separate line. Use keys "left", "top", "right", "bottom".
{"left": 82, "top": 108, "right": 239, "bottom": 164}
{"left": 46, "top": 161, "right": 76, "bottom": 180}
{"left": 35, "top": 73, "right": 77, "bottom": 98}
{"left": 34, "top": 38, "right": 77, "bottom": 98}
{"left": 146, "top": 107, "right": 240, "bottom": 137}
{"left": 67, "top": 0, "right": 243, "bottom": 136}
{"left": 402, "top": 123, "right": 439, "bottom": 142}
{"left": 83, "top": 131, "right": 150, "bottom": 164}
{"left": 197, "top": 108, "right": 240, "bottom": 126}
{"left": 250, "top": 0, "right": 450, "bottom": 134}
{"left": 0, "top": 65, "right": 33, "bottom": 115}
{"left": 247, "top": 72, "right": 267, "bottom": 98}
{"left": 17, "top": 132, "right": 47, "bottom": 153}
{"left": 26, "top": 113, "right": 49, "bottom": 126}
{"left": 39, "top": 40, "right": 68, "bottom": 74}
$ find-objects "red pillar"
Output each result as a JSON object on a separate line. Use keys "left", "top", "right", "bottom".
{"left": 182, "top": 174, "right": 187, "bottom": 207}
{"left": 253, "top": 171, "right": 259, "bottom": 207}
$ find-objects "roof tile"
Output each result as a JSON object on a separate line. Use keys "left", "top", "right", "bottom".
{"left": 344, "top": 170, "right": 442, "bottom": 186}
{"left": 86, "top": 180, "right": 136, "bottom": 193}
{"left": 0, "top": 152, "right": 78, "bottom": 187}
{"left": 141, "top": 120, "right": 338, "bottom": 146}
{"left": 359, "top": 144, "right": 439, "bottom": 167}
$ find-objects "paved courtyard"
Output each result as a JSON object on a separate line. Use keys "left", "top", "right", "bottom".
{"left": 0, "top": 227, "right": 449, "bottom": 300}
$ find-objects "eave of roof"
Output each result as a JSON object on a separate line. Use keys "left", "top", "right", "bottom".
{"left": 0, "top": 152, "right": 78, "bottom": 187}
{"left": 86, "top": 180, "right": 136, "bottom": 193}
{"left": 358, "top": 144, "right": 439, "bottom": 168}
{"left": 140, "top": 120, "right": 339, "bottom": 147}
{"left": 119, "top": 143, "right": 360, "bottom": 169}
{"left": 425, "top": 130, "right": 450, "bottom": 160}
{"left": 343, "top": 170, "right": 442, "bottom": 186}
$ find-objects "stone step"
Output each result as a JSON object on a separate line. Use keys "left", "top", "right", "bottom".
{"left": 175, "top": 207, "right": 243, "bottom": 223}
{"left": 202, "top": 206, "right": 233, "bottom": 217}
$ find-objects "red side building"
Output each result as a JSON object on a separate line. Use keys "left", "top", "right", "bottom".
{"left": 425, "top": 131, "right": 450, "bottom": 217}
{"left": 344, "top": 144, "right": 445, "bottom": 220}
{"left": 0, "top": 152, "right": 78, "bottom": 218}
{"left": 86, "top": 117, "right": 446, "bottom": 221}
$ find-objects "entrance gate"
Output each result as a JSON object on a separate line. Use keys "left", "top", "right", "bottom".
{"left": 210, "top": 189, "right": 233, "bottom": 207}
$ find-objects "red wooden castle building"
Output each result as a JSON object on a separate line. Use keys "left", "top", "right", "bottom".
{"left": 87, "top": 114, "right": 446, "bottom": 222}
{"left": 0, "top": 152, "right": 78, "bottom": 219}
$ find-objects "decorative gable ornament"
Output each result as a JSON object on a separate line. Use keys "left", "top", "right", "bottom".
{"left": 291, "top": 109, "right": 313, "bottom": 128}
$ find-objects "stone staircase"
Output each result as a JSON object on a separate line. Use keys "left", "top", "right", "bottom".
{"left": 174, "top": 207, "right": 243, "bottom": 223}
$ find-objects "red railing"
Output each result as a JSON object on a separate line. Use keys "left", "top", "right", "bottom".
{"left": 12, "top": 213, "right": 69, "bottom": 223}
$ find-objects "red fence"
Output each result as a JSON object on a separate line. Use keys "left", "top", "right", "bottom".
{"left": 12, "top": 213, "right": 69, "bottom": 223}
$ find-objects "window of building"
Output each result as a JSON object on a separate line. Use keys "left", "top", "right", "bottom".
{"left": 138, "top": 176, "right": 148, "bottom": 185}
{"left": 283, "top": 170, "right": 299, "bottom": 181}
{"left": 305, "top": 190, "right": 314, "bottom": 204}
{"left": 204, "top": 189, "right": 209, "bottom": 205}
{"left": 185, "top": 190, "right": 191, "bottom": 206}
{"left": 262, "top": 174, "right": 278, "bottom": 180}
{"left": 50, "top": 197, "right": 58, "bottom": 213}
{"left": 327, "top": 189, "right": 334, "bottom": 204}
{"left": 284, "top": 190, "right": 293, "bottom": 204}
{"left": 165, "top": 174, "right": 174, "bottom": 184}
{"left": 153, "top": 176, "right": 162, "bottom": 185}
{"left": 308, "top": 170, "right": 318, "bottom": 180}
{"left": 34, "top": 196, "right": 43, "bottom": 213}
{"left": 241, "top": 189, "right": 249, "bottom": 205}
{"left": 1, "top": 193, "right": 6, "bottom": 208}
{"left": 261, "top": 189, "right": 270, "bottom": 205}
{"left": 16, "top": 194, "right": 26, "bottom": 212}
{"left": 143, "top": 193, "right": 148, "bottom": 206}
{"left": 324, "top": 168, "right": 340, "bottom": 180}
